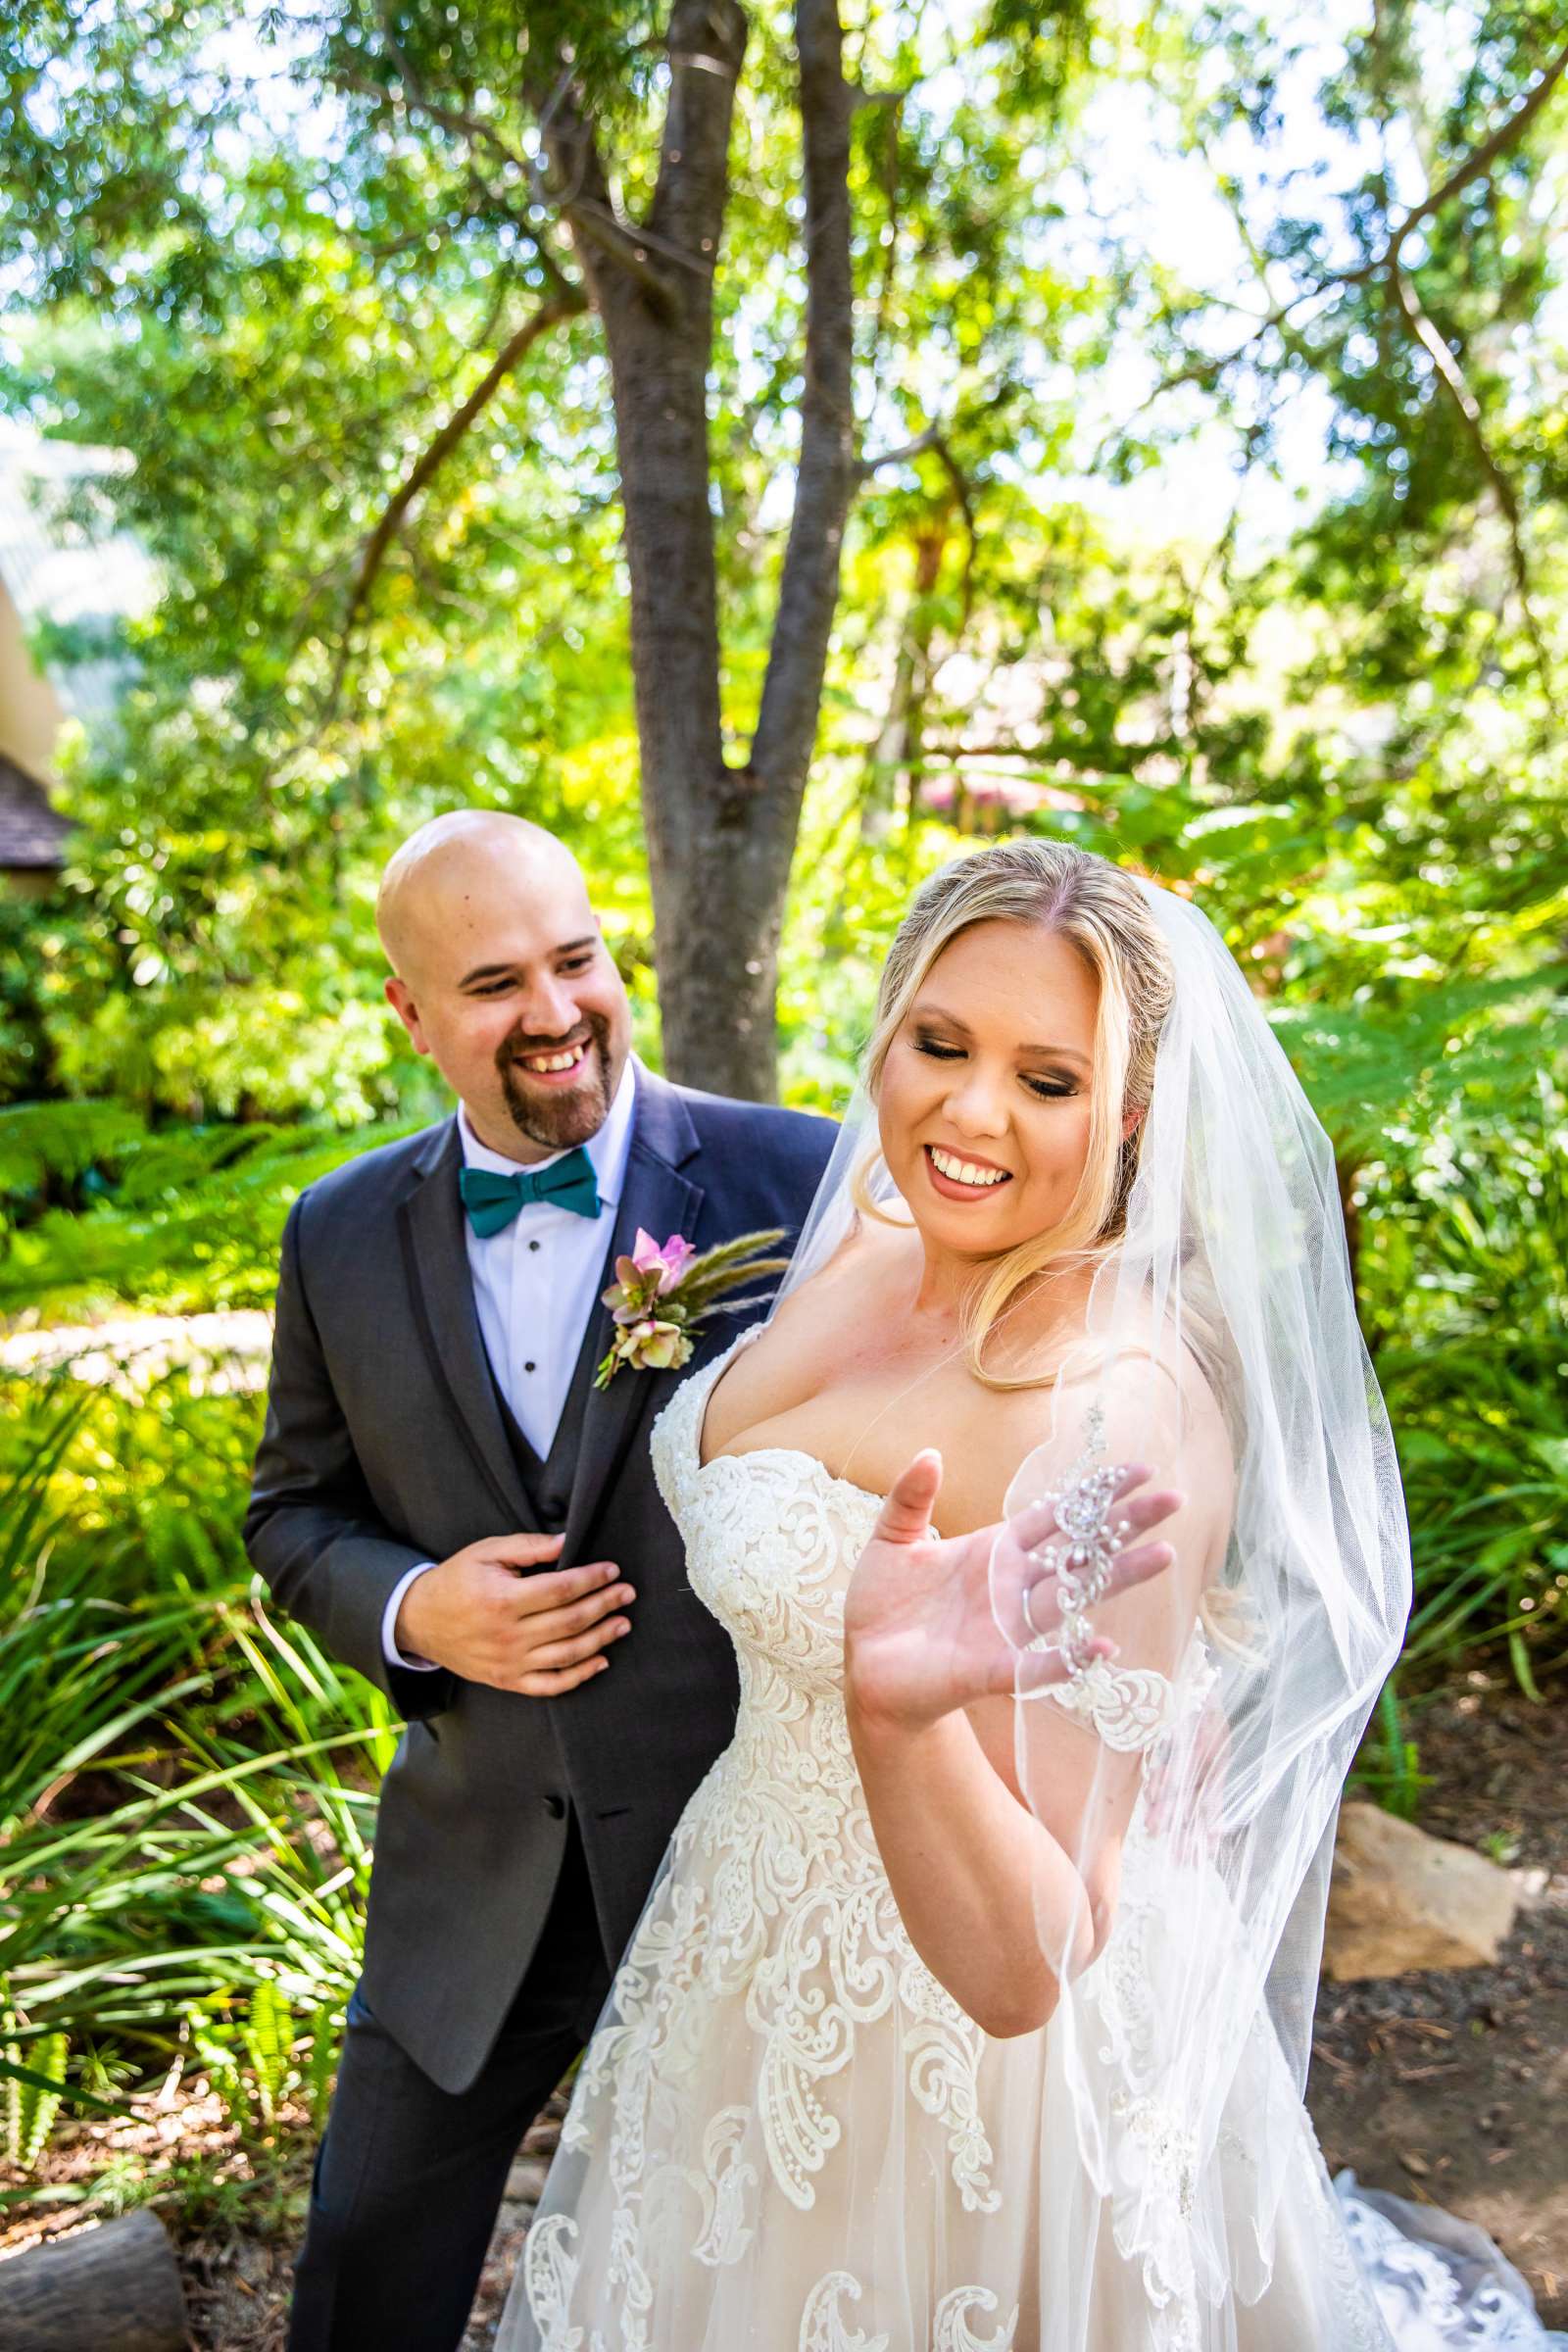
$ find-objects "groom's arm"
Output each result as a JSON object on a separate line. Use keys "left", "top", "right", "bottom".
{"left": 244, "top": 1199, "right": 457, "bottom": 1721}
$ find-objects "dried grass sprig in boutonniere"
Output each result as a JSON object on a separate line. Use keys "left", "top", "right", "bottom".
{"left": 594, "top": 1227, "right": 791, "bottom": 1390}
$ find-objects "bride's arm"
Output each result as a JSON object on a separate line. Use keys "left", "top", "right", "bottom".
{"left": 845, "top": 1420, "right": 1213, "bottom": 2037}
{"left": 849, "top": 1632, "right": 1099, "bottom": 2036}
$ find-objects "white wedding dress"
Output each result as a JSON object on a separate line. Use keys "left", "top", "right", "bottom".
{"left": 497, "top": 1331, "right": 1563, "bottom": 2352}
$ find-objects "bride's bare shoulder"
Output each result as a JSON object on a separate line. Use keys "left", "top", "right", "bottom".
{"left": 940, "top": 1286, "right": 1232, "bottom": 1535}
{"left": 764, "top": 1207, "right": 910, "bottom": 1344}
{"left": 703, "top": 1213, "right": 910, "bottom": 1455}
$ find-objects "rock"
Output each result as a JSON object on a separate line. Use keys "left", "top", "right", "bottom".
{"left": 1324, "top": 1802, "right": 1520, "bottom": 1982}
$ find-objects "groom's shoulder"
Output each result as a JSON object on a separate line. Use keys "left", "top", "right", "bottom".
{"left": 658, "top": 1079, "right": 837, "bottom": 1200}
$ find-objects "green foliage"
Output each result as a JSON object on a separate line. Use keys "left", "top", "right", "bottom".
{"left": 0, "top": 1102, "right": 419, "bottom": 1312}
{"left": 0, "top": 1366, "right": 387, "bottom": 2174}
{"left": 0, "top": 1101, "right": 150, "bottom": 1197}
{"left": 188, "top": 1978, "right": 331, "bottom": 2141}
{"left": 3, "top": 2030, "right": 71, "bottom": 2169}
{"left": 241, "top": 1983, "right": 292, "bottom": 2132}
{"left": 1363, "top": 1084, "right": 1568, "bottom": 1690}
{"left": 1348, "top": 1681, "right": 1431, "bottom": 1822}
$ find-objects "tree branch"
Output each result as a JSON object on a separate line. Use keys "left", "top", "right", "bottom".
{"left": 1385, "top": 31, "right": 1568, "bottom": 263}
{"left": 857, "top": 385, "right": 1014, "bottom": 624}
{"left": 859, "top": 428, "right": 979, "bottom": 620}
{"left": 645, "top": 1, "right": 749, "bottom": 276}
{"left": 858, "top": 422, "right": 947, "bottom": 475}
{"left": 523, "top": 61, "right": 692, "bottom": 316}
{"left": 749, "top": 0, "right": 858, "bottom": 799}
{"left": 935, "top": 438, "right": 978, "bottom": 628}
{"left": 327, "top": 289, "right": 584, "bottom": 710}
{"left": 553, "top": 195, "right": 685, "bottom": 310}
{"left": 323, "top": 61, "right": 575, "bottom": 301}
{"left": 1387, "top": 262, "right": 1558, "bottom": 716}
{"left": 1131, "top": 31, "right": 1568, "bottom": 414}
{"left": 858, "top": 373, "right": 1022, "bottom": 471}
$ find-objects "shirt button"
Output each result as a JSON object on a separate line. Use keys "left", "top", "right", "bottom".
{"left": 524, "top": 1360, "right": 536, "bottom": 1374}
{"left": 528, "top": 1239, "right": 540, "bottom": 1252}
{"left": 541, "top": 1793, "right": 566, "bottom": 1820}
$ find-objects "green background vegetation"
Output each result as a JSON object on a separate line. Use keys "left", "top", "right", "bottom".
{"left": 0, "top": 0, "right": 1563, "bottom": 2237}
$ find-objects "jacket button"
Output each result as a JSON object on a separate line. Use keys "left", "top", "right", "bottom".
{"left": 541, "top": 1793, "right": 566, "bottom": 1820}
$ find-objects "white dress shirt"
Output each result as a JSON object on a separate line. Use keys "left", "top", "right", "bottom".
{"left": 382, "top": 1057, "right": 639, "bottom": 1669}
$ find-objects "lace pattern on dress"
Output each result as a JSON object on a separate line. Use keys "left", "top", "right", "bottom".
{"left": 1045, "top": 1658, "right": 1181, "bottom": 1750}
{"left": 524, "top": 1339, "right": 1010, "bottom": 2348}
{"left": 1335, "top": 2174, "right": 1556, "bottom": 2349}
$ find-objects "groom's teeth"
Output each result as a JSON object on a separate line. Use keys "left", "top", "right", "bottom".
{"left": 930, "top": 1148, "right": 1009, "bottom": 1188}
{"left": 523, "top": 1048, "right": 584, "bottom": 1072}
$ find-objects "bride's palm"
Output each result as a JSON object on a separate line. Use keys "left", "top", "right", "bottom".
{"left": 843, "top": 1447, "right": 1184, "bottom": 1732}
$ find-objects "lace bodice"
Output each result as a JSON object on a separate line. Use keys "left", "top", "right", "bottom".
{"left": 651, "top": 1326, "right": 885, "bottom": 1703}
{"left": 598, "top": 1329, "right": 1009, "bottom": 2221}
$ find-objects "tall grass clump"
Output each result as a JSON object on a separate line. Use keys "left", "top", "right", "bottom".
{"left": 0, "top": 1358, "right": 394, "bottom": 2186}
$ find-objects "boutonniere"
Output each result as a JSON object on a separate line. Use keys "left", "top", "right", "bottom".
{"left": 594, "top": 1226, "right": 791, "bottom": 1389}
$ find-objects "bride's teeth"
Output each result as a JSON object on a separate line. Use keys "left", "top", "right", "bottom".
{"left": 930, "top": 1148, "right": 1007, "bottom": 1188}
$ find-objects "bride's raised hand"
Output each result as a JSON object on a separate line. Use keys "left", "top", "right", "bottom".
{"left": 843, "top": 1449, "right": 1184, "bottom": 1735}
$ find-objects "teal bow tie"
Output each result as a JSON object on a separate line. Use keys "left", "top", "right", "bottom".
{"left": 459, "top": 1148, "right": 602, "bottom": 1237}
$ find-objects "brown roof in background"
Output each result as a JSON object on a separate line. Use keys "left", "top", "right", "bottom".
{"left": 0, "top": 750, "right": 70, "bottom": 869}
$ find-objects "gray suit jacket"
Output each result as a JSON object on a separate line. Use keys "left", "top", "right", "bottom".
{"left": 244, "top": 1070, "right": 836, "bottom": 2090}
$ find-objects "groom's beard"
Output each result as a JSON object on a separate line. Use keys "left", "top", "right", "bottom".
{"left": 497, "top": 1011, "right": 615, "bottom": 1154}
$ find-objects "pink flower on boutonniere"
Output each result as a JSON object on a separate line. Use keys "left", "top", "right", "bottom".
{"left": 630, "top": 1229, "right": 698, "bottom": 1295}
{"left": 594, "top": 1224, "right": 793, "bottom": 1389}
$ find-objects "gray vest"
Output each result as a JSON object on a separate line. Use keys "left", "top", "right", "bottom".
{"left": 485, "top": 1308, "right": 602, "bottom": 1533}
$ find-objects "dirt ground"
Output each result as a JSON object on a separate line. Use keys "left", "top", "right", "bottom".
{"left": 1308, "top": 1670, "right": 1568, "bottom": 2329}
{"left": 5, "top": 1668, "right": 1563, "bottom": 2348}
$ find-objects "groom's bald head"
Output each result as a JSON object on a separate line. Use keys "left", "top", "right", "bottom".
{"left": 377, "top": 810, "right": 631, "bottom": 1163}
{"left": 376, "top": 811, "right": 586, "bottom": 985}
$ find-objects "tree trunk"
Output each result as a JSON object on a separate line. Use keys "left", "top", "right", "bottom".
{"left": 0, "top": 2209, "right": 187, "bottom": 2352}
{"left": 539, "top": 0, "right": 857, "bottom": 1102}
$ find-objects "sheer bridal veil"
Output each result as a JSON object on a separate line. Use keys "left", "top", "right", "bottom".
{"left": 777, "top": 864, "right": 1414, "bottom": 2342}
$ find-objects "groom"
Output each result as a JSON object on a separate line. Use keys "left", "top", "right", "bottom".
{"left": 245, "top": 811, "right": 835, "bottom": 2350}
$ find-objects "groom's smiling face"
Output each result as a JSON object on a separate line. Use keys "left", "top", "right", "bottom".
{"left": 380, "top": 817, "right": 632, "bottom": 1163}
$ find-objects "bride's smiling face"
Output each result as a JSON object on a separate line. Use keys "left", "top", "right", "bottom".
{"left": 876, "top": 918, "right": 1102, "bottom": 1256}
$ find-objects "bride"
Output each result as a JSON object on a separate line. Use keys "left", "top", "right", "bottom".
{"left": 499, "top": 841, "right": 1560, "bottom": 2351}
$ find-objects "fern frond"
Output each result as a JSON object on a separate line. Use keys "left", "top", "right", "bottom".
{"left": 4, "top": 2030, "right": 69, "bottom": 2168}
{"left": 242, "top": 1978, "right": 294, "bottom": 2129}
{"left": 0, "top": 1102, "right": 148, "bottom": 1195}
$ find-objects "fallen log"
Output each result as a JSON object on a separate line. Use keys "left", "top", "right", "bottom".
{"left": 0, "top": 2208, "right": 187, "bottom": 2351}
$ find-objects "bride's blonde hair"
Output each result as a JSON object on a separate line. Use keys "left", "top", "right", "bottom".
{"left": 853, "top": 838, "right": 1175, "bottom": 1390}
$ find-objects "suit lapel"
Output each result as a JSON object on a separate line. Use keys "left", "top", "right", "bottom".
{"left": 398, "top": 1118, "right": 540, "bottom": 1533}
{"left": 560, "top": 1074, "right": 704, "bottom": 1565}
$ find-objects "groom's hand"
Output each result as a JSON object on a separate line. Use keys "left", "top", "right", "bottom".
{"left": 395, "top": 1536, "right": 636, "bottom": 1695}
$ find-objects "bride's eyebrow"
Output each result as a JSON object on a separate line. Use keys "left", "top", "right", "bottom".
{"left": 910, "top": 1002, "right": 1091, "bottom": 1067}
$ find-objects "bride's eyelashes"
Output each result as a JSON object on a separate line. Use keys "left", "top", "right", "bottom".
{"left": 909, "top": 1034, "right": 1079, "bottom": 1102}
